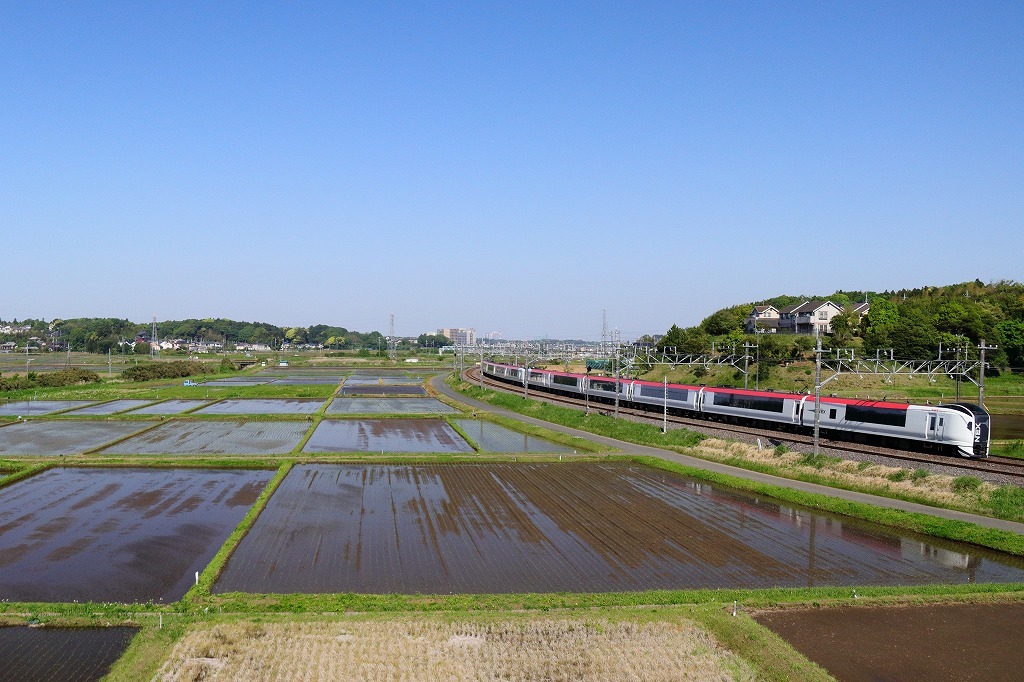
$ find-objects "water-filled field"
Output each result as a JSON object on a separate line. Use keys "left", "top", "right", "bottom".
{"left": 340, "top": 385, "right": 427, "bottom": 395}
{"left": 64, "top": 399, "right": 156, "bottom": 415}
{"left": 0, "top": 626, "right": 138, "bottom": 682}
{"left": 125, "top": 400, "right": 211, "bottom": 415}
{"left": 325, "top": 398, "right": 458, "bottom": 414}
{"left": 302, "top": 419, "right": 473, "bottom": 453}
{"left": 193, "top": 398, "right": 325, "bottom": 415}
{"left": 0, "top": 420, "right": 148, "bottom": 456}
{"left": 453, "top": 419, "right": 573, "bottom": 453}
{"left": 0, "top": 401, "right": 95, "bottom": 416}
{"left": 213, "top": 462, "right": 1024, "bottom": 595}
{"left": 0, "top": 468, "right": 272, "bottom": 602}
{"left": 101, "top": 420, "right": 310, "bottom": 455}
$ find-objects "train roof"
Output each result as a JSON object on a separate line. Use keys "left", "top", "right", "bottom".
{"left": 491, "top": 363, "right": 925, "bottom": 411}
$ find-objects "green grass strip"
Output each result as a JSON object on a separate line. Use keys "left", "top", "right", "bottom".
{"left": 181, "top": 461, "right": 294, "bottom": 608}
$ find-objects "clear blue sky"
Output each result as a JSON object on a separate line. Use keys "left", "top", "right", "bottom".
{"left": 3, "top": 1, "right": 1021, "bottom": 340}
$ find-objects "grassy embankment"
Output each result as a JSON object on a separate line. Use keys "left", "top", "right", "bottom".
{"left": 448, "top": 374, "right": 1024, "bottom": 529}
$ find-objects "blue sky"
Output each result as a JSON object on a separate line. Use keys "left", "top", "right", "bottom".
{"left": 3, "top": 2, "right": 1021, "bottom": 340}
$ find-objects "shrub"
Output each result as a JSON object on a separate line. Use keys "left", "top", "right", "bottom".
{"left": 987, "top": 485, "right": 1024, "bottom": 520}
{"left": 122, "top": 361, "right": 206, "bottom": 382}
{"left": 888, "top": 470, "right": 908, "bottom": 482}
{"left": 799, "top": 452, "right": 841, "bottom": 469}
{"left": 773, "top": 444, "right": 789, "bottom": 456}
{"left": 910, "top": 468, "right": 930, "bottom": 482}
{"left": 952, "top": 476, "right": 983, "bottom": 493}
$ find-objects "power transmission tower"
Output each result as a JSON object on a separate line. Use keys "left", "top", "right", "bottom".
{"left": 151, "top": 316, "right": 159, "bottom": 358}
{"left": 601, "top": 309, "right": 608, "bottom": 355}
{"left": 388, "top": 314, "right": 397, "bottom": 360}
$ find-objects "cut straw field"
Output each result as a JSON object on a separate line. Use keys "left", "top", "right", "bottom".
{"left": 154, "top": 617, "right": 754, "bottom": 682}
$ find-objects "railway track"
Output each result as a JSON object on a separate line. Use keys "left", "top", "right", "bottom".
{"left": 463, "top": 367, "right": 1024, "bottom": 482}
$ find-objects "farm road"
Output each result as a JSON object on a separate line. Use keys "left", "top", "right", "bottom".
{"left": 432, "top": 374, "right": 1024, "bottom": 535}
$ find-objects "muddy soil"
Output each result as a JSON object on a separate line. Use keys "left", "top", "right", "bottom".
{"left": 0, "top": 468, "right": 272, "bottom": 602}
{"left": 755, "top": 601, "right": 1024, "bottom": 681}
{"left": 302, "top": 419, "right": 473, "bottom": 453}
{"left": 0, "top": 626, "right": 137, "bottom": 682}
{"left": 214, "top": 463, "right": 1024, "bottom": 595}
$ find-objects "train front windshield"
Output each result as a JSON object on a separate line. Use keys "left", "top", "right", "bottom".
{"left": 956, "top": 403, "right": 991, "bottom": 458}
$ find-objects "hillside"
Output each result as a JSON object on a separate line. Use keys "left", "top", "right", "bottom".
{"left": 656, "top": 280, "right": 1024, "bottom": 371}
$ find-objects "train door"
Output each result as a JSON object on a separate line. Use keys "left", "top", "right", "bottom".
{"left": 927, "top": 412, "right": 943, "bottom": 442}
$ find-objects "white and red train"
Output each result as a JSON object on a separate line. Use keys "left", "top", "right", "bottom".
{"left": 482, "top": 361, "right": 991, "bottom": 458}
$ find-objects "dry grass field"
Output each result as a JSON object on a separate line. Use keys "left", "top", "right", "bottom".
{"left": 155, "top": 617, "right": 754, "bottom": 681}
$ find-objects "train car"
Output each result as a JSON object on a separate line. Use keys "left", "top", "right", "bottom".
{"left": 801, "top": 397, "right": 989, "bottom": 458}
{"left": 701, "top": 386, "right": 804, "bottom": 427}
{"left": 628, "top": 379, "right": 702, "bottom": 414}
{"left": 480, "top": 362, "right": 990, "bottom": 458}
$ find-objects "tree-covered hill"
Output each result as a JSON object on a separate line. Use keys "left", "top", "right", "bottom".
{"left": 659, "top": 280, "right": 1024, "bottom": 370}
{"left": 0, "top": 316, "right": 386, "bottom": 354}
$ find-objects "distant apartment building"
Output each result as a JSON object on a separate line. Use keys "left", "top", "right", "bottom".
{"left": 437, "top": 327, "right": 476, "bottom": 345}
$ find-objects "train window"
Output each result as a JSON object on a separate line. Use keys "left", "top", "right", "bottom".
{"left": 530, "top": 371, "right": 544, "bottom": 379}
{"left": 712, "top": 392, "right": 784, "bottom": 413}
{"left": 845, "top": 405, "right": 907, "bottom": 428}
{"left": 939, "top": 418, "right": 944, "bottom": 426}
{"left": 552, "top": 375, "right": 578, "bottom": 387}
{"left": 591, "top": 381, "right": 617, "bottom": 392}
{"left": 829, "top": 409, "right": 837, "bottom": 419}
{"left": 930, "top": 415, "right": 936, "bottom": 430}
{"left": 645, "top": 386, "right": 689, "bottom": 401}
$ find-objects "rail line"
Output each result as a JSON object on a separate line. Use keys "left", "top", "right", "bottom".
{"left": 463, "top": 367, "right": 1024, "bottom": 481}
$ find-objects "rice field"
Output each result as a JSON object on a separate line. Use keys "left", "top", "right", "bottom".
{"left": 0, "top": 468, "right": 272, "bottom": 602}
{"left": 340, "top": 385, "right": 427, "bottom": 395}
{"left": 453, "top": 418, "right": 573, "bottom": 453}
{"left": 100, "top": 420, "right": 310, "bottom": 455}
{"left": 0, "top": 626, "right": 138, "bottom": 682}
{"left": 155, "top": 618, "right": 753, "bottom": 682}
{"left": 193, "top": 399, "right": 325, "bottom": 415}
{"left": 125, "top": 400, "right": 211, "bottom": 415}
{"left": 301, "top": 419, "right": 473, "bottom": 453}
{"left": 0, "top": 400, "right": 95, "bottom": 416}
{"left": 214, "top": 462, "right": 1024, "bottom": 595}
{"left": 0, "top": 420, "right": 149, "bottom": 456}
{"left": 63, "top": 399, "right": 156, "bottom": 415}
{"left": 324, "top": 398, "right": 458, "bottom": 414}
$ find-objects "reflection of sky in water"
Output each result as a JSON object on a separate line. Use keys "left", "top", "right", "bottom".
{"left": 624, "top": 472, "right": 1023, "bottom": 587}
{"left": 216, "top": 463, "right": 1024, "bottom": 595}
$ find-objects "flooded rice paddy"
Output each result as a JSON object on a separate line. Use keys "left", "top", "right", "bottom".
{"left": 340, "top": 385, "right": 427, "bottom": 395}
{"left": 193, "top": 398, "right": 325, "bottom": 415}
{"left": 453, "top": 419, "right": 573, "bottom": 453}
{"left": 993, "top": 413, "right": 1024, "bottom": 440}
{"left": 0, "top": 421, "right": 148, "bottom": 456}
{"left": 0, "top": 401, "right": 94, "bottom": 417}
{"left": 0, "top": 468, "right": 272, "bottom": 602}
{"left": 214, "top": 462, "right": 1024, "bottom": 595}
{"left": 64, "top": 400, "right": 155, "bottom": 415}
{"left": 755, "top": 602, "right": 1024, "bottom": 682}
{"left": 124, "top": 399, "right": 210, "bottom": 415}
{"left": 0, "top": 626, "right": 138, "bottom": 682}
{"left": 302, "top": 419, "right": 474, "bottom": 453}
{"left": 100, "top": 420, "right": 309, "bottom": 455}
{"left": 325, "top": 398, "right": 457, "bottom": 414}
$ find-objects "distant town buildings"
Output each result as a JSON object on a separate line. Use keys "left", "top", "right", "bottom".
{"left": 437, "top": 327, "right": 476, "bottom": 345}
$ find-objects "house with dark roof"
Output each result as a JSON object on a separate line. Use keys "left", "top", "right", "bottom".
{"left": 778, "top": 300, "right": 845, "bottom": 334}
{"left": 745, "top": 305, "right": 780, "bottom": 333}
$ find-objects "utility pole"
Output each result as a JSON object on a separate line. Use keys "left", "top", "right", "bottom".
{"left": 614, "top": 347, "right": 621, "bottom": 418}
{"left": 978, "top": 339, "right": 998, "bottom": 409}
{"left": 662, "top": 375, "right": 668, "bottom": 434}
{"left": 742, "top": 342, "right": 757, "bottom": 390}
{"left": 813, "top": 330, "right": 823, "bottom": 456}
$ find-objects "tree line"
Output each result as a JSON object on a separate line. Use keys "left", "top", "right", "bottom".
{"left": 655, "top": 280, "right": 1024, "bottom": 371}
